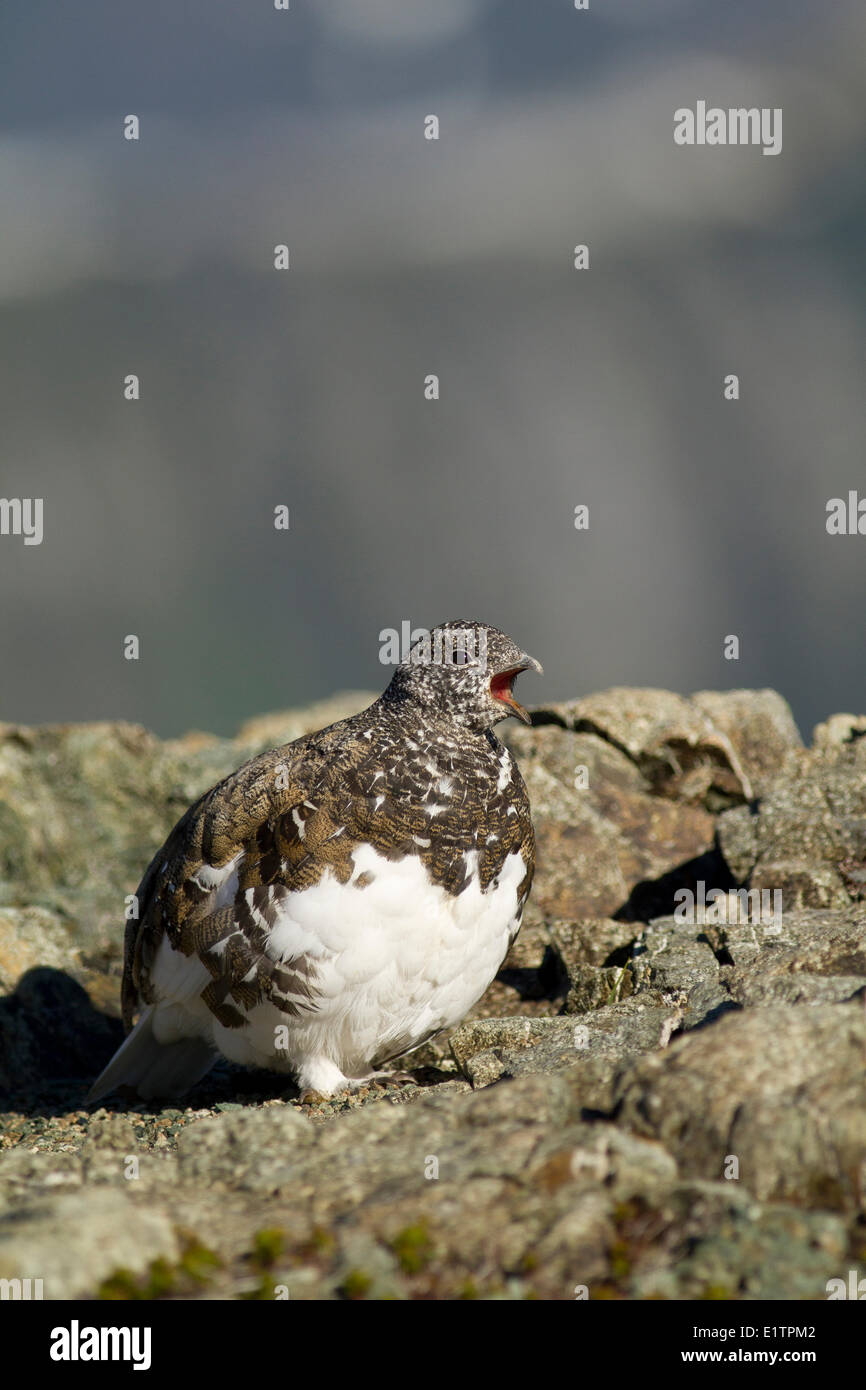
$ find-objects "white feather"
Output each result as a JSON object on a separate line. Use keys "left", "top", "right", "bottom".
{"left": 139, "top": 845, "right": 525, "bottom": 1094}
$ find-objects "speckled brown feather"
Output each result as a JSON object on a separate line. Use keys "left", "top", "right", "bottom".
{"left": 122, "top": 693, "right": 535, "bottom": 1034}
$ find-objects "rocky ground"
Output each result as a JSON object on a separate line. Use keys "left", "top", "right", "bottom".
{"left": 1, "top": 688, "right": 864, "bottom": 1300}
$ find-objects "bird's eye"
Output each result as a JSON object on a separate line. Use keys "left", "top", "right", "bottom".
{"left": 449, "top": 646, "right": 470, "bottom": 665}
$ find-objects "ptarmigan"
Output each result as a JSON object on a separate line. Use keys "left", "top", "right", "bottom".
{"left": 88, "top": 619, "right": 542, "bottom": 1102}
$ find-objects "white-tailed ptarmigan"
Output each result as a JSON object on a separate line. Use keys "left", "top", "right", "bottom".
{"left": 88, "top": 620, "right": 542, "bottom": 1102}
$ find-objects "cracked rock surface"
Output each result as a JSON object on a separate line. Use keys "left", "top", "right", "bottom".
{"left": 1, "top": 688, "right": 865, "bottom": 1299}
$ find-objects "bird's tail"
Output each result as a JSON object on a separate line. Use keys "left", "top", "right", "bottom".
{"left": 87, "top": 1006, "right": 216, "bottom": 1104}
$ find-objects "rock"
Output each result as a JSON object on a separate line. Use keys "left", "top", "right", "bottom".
{"left": 812, "top": 713, "right": 866, "bottom": 749}
{"left": 176, "top": 1107, "right": 314, "bottom": 1191}
{"left": 626, "top": 907, "right": 866, "bottom": 1027}
{"left": 718, "top": 741, "right": 866, "bottom": 911}
{"left": 630, "top": 919, "right": 720, "bottom": 996}
{"left": 0, "top": 1188, "right": 179, "bottom": 1300}
{"left": 450, "top": 998, "right": 681, "bottom": 1109}
{"left": 0, "top": 967, "right": 122, "bottom": 1097}
{"left": 331, "top": 1231, "right": 407, "bottom": 1301}
{"left": 625, "top": 1183, "right": 849, "bottom": 1301}
{"left": 2, "top": 686, "right": 866, "bottom": 1299}
{"left": 543, "top": 917, "right": 633, "bottom": 1012}
{"left": 540, "top": 687, "right": 756, "bottom": 803}
{"left": 691, "top": 689, "right": 803, "bottom": 797}
{"left": 504, "top": 719, "right": 723, "bottom": 922}
{"left": 547, "top": 917, "right": 637, "bottom": 972}
{"left": 614, "top": 1002, "right": 866, "bottom": 1206}
{"left": 0, "top": 907, "right": 82, "bottom": 993}
{"left": 720, "top": 907, "right": 866, "bottom": 1008}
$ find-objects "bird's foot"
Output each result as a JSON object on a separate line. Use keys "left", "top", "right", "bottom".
{"left": 294, "top": 1059, "right": 418, "bottom": 1103}
{"left": 296, "top": 1087, "right": 331, "bottom": 1106}
{"left": 366, "top": 1068, "right": 418, "bottom": 1090}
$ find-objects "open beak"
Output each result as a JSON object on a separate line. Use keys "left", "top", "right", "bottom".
{"left": 489, "top": 653, "right": 543, "bottom": 725}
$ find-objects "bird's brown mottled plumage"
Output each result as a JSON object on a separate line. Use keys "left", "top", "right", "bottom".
{"left": 94, "top": 619, "right": 541, "bottom": 1101}
{"left": 124, "top": 708, "right": 534, "bottom": 1031}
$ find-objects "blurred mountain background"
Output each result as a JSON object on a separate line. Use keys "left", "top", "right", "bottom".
{"left": 1, "top": 0, "right": 864, "bottom": 738}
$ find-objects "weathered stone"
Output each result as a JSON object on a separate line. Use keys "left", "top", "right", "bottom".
{"left": 0, "top": 967, "right": 122, "bottom": 1098}
{"left": 176, "top": 1106, "right": 314, "bottom": 1191}
{"left": 539, "top": 687, "right": 755, "bottom": 803}
{"left": 504, "top": 717, "right": 722, "bottom": 922}
{"left": 626, "top": 1183, "right": 849, "bottom": 1301}
{"left": 626, "top": 907, "right": 866, "bottom": 1027}
{"left": 547, "top": 917, "right": 637, "bottom": 972}
{"left": 721, "top": 907, "right": 866, "bottom": 1008}
{"left": 1, "top": 688, "right": 866, "bottom": 1300}
{"left": 450, "top": 998, "right": 681, "bottom": 1105}
{"left": 691, "top": 688, "right": 803, "bottom": 797}
{"left": 718, "top": 746, "right": 866, "bottom": 910}
{"left": 0, "top": 1188, "right": 179, "bottom": 1300}
{"left": 614, "top": 1003, "right": 866, "bottom": 1207}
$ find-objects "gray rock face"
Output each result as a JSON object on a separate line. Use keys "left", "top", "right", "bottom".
{"left": 0, "top": 686, "right": 864, "bottom": 1300}
{"left": 627, "top": 906, "right": 866, "bottom": 1026}
{"left": 718, "top": 730, "right": 866, "bottom": 910}
{"left": 615, "top": 1003, "right": 866, "bottom": 1207}
{"left": 0, "top": 1189, "right": 180, "bottom": 1301}
{"left": 449, "top": 999, "right": 681, "bottom": 1107}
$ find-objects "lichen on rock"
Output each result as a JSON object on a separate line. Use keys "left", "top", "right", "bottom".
{"left": 1, "top": 686, "right": 864, "bottom": 1300}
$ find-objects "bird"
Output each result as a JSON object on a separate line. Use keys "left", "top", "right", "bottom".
{"left": 87, "top": 619, "right": 542, "bottom": 1103}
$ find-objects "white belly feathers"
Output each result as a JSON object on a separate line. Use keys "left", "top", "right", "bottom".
{"left": 149, "top": 844, "right": 526, "bottom": 1092}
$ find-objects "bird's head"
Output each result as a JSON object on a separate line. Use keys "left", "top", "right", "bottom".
{"left": 383, "top": 619, "right": 543, "bottom": 732}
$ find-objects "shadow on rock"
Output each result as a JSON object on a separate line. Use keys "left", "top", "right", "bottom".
{"left": 0, "top": 968, "right": 444, "bottom": 1116}
{"left": 0, "top": 967, "right": 125, "bottom": 1114}
{"left": 614, "top": 845, "right": 738, "bottom": 923}
{"left": 496, "top": 945, "right": 568, "bottom": 1002}
{"left": 0, "top": 968, "right": 291, "bottom": 1115}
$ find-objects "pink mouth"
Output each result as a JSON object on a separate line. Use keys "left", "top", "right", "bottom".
{"left": 489, "top": 668, "right": 531, "bottom": 724}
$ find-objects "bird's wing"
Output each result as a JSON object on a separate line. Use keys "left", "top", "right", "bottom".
{"left": 122, "top": 726, "right": 454, "bottom": 1031}
{"left": 124, "top": 723, "right": 534, "bottom": 1034}
{"left": 124, "top": 732, "right": 349, "bottom": 1027}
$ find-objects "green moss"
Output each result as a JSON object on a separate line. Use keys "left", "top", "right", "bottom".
{"left": 608, "top": 1238, "right": 631, "bottom": 1281}
{"left": 144, "top": 1258, "right": 177, "bottom": 1298}
{"left": 390, "top": 1221, "right": 434, "bottom": 1274}
{"left": 97, "top": 1235, "right": 221, "bottom": 1300}
{"left": 97, "top": 1267, "right": 145, "bottom": 1301}
{"left": 98, "top": 1257, "right": 180, "bottom": 1301}
{"left": 340, "top": 1269, "right": 373, "bottom": 1300}
{"left": 178, "top": 1236, "right": 222, "bottom": 1284}
{"left": 249, "top": 1228, "right": 285, "bottom": 1270}
{"left": 295, "top": 1226, "right": 337, "bottom": 1263}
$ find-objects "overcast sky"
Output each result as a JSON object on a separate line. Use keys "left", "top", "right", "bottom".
{"left": 1, "top": 1, "right": 864, "bottom": 737}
